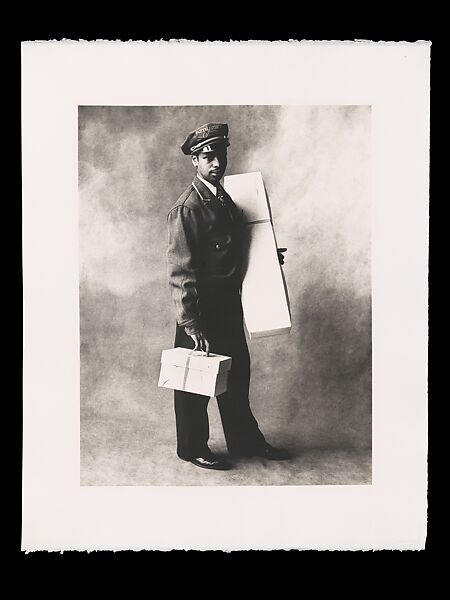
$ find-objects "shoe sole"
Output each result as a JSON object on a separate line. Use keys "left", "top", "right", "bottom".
{"left": 230, "top": 453, "right": 291, "bottom": 460}
{"left": 190, "top": 459, "right": 232, "bottom": 471}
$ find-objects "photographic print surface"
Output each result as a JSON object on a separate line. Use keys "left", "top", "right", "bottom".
{"left": 79, "top": 105, "right": 372, "bottom": 486}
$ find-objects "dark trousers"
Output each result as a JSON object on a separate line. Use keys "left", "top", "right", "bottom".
{"left": 174, "top": 290, "right": 267, "bottom": 459}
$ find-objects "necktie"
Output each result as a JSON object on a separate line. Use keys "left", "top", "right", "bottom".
{"left": 216, "top": 187, "right": 226, "bottom": 206}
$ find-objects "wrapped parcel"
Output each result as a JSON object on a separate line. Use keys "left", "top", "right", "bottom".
{"left": 224, "top": 171, "right": 291, "bottom": 338}
{"left": 158, "top": 348, "right": 232, "bottom": 397}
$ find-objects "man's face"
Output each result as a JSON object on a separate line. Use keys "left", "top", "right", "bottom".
{"left": 192, "top": 147, "right": 227, "bottom": 185}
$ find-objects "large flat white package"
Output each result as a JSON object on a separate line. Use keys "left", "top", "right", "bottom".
{"left": 224, "top": 172, "right": 291, "bottom": 339}
{"left": 241, "top": 222, "right": 291, "bottom": 337}
{"left": 158, "top": 348, "right": 232, "bottom": 397}
{"left": 224, "top": 171, "right": 270, "bottom": 223}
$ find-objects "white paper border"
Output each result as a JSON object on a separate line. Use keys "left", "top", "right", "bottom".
{"left": 22, "top": 41, "right": 429, "bottom": 551}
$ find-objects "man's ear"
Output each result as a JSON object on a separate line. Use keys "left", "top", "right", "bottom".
{"left": 191, "top": 154, "right": 198, "bottom": 168}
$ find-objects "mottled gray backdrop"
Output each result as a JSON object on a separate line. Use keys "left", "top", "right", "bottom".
{"left": 79, "top": 105, "right": 371, "bottom": 485}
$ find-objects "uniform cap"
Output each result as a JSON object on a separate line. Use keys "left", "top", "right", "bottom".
{"left": 181, "top": 123, "right": 230, "bottom": 155}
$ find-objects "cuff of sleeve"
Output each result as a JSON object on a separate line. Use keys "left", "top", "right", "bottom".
{"left": 184, "top": 323, "right": 201, "bottom": 336}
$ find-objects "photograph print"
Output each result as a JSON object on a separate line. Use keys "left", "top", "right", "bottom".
{"left": 78, "top": 104, "right": 372, "bottom": 486}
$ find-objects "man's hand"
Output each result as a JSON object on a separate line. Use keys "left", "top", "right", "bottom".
{"left": 189, "top": 331, "right": 210, "bottom": 356}
{"left": 277, "top": 247, "right": 287, "bottom": 265}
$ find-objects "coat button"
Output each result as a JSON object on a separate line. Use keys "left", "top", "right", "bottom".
{"left": 215, "top": 244, "right": 220, "bottom": 249}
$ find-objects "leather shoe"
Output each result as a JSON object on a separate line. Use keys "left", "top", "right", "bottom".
{"left": 190, "top": 455, "right": 232, "bottom": 471}
{"left": 259, "top": 445, "right": 291, "bottom": 460}
{"left": 231, "top": 445, "right": 291, "bottom": 460}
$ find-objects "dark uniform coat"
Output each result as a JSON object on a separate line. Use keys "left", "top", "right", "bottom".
{"left": 167, "top": 175, "right": 244, "bottom": 335}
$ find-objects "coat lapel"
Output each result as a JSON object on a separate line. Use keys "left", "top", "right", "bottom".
{"left": 193, "top": 176, "right": 218, "bottom": 207}
{"left": 193, "top": 176, "right": 241, "bottom": 225}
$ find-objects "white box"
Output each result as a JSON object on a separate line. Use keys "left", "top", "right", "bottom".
{"left": 224, "top": 172, "right": 292, "bottom": 339}
{"left": 158, "top": 348, "right": 232, "bottom": 397}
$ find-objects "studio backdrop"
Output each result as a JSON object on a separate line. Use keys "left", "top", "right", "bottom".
{"left": 78, "top": 105, "right": 372, "bottom": 485}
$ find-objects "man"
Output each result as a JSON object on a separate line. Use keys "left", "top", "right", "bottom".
{"left": 166, "top": 122, "right": 290, "bottom": 470}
